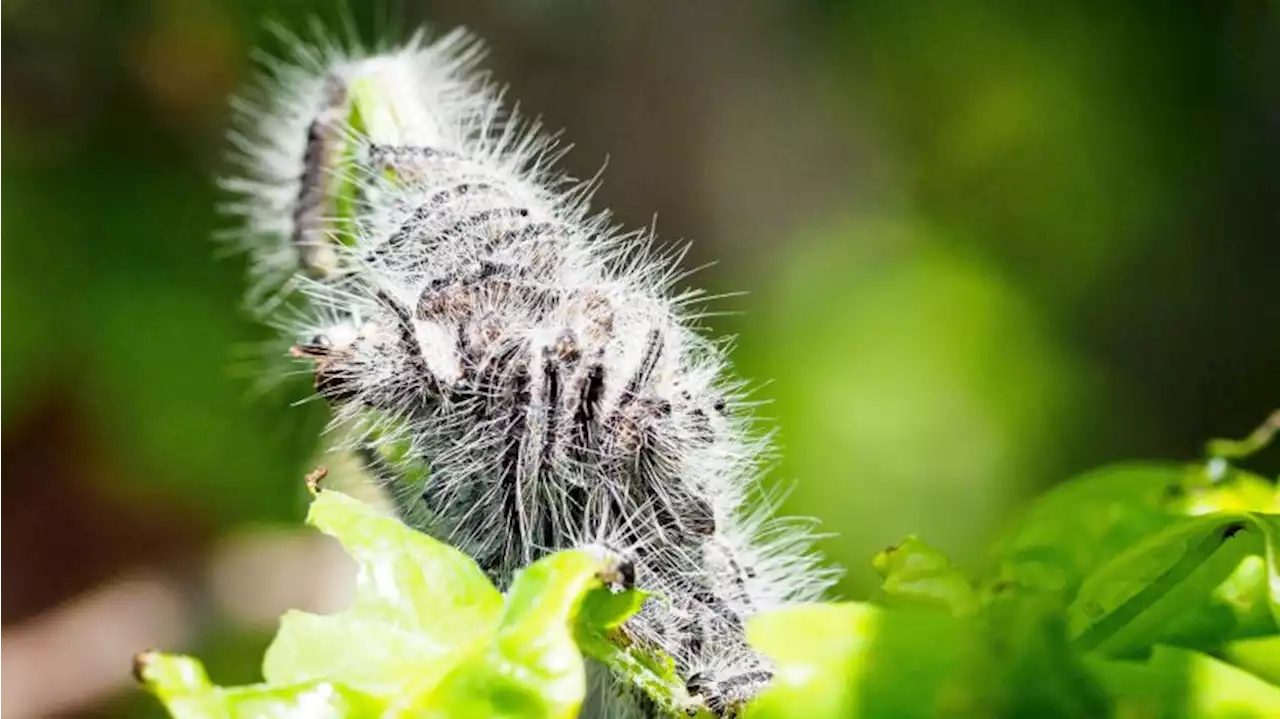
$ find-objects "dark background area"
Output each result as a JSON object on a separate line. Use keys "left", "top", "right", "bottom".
{"left": 3, "top": 1, "right": 1277, "bottom": 715}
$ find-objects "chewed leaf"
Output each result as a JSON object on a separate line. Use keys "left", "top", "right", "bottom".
{"left": 1068, "top": 512, "right": 1280, "bottom": 657}
{"left": 872, "top": 535, "right": 978, "bottom": 615}
{"left": 135, "top": 652, "right": 382, "bottom": 719}
{"left": 263, "top": 489, "right": 503, "bottom": 698}
{"left": 392, "top": 549, "right": 661, "bottom": 718}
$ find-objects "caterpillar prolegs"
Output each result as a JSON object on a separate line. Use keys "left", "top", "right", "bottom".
{"left": 224, "top": 27, "right": 835, "bottom": 717}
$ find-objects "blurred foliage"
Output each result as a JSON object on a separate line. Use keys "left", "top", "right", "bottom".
{"left": 737, "top": 218, "right": 1094, "bottom": 588}
{"left": 2, "top": 1, "right": 333, "bottom": 526}
{"left": 726, "top": 0, "right": 1278, "bottom": 595}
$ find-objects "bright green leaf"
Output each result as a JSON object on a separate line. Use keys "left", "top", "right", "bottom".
{"left": 135, "top": 652, "right": 382, "bottom": 719}
{"left": 402, "top": 549, "right": 650, "bottom": 718}
{"left": 1177, "top": 469, "right": 1279, "bottom": 516}
{"left": 1222, "top": 635, "right": 1280, "bottom": 687}
{"left": 140, "top": 489, "right": 693, "bottom": 719}
{"left": 872, "top": 534, "right": 978, "bottom": 615}
{"left": 263, "top": 489, "right": 504, "bottom": 698}
{"left": 574, "top": 583, "right": 695, "bottom": 717}
{"left": 745, "top": 602, "right": 975, "bottom": 719}
{"left": 745, "top": 603, "right": 880, "bottom": 718}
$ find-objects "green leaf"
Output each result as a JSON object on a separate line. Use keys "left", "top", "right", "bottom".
{"left": 745, "top": 601, "right": 1114, "bottom": 718}
{"left": 882, "top": 538, "right": 1113, "bottom": 716}
{"left": 1068, "top": 512, "right": 1280, "bottom": 657}
{"left": 988, "top": 462, "right": 1280, "bottom": 655}
{"left": 574, "top": 582, "right": 697, "bottom": 717}
{"left": 744, "top": 603, "right": 880, "bottom": 719}
{"left": 1222, "top": 635, "right": 1280, "bottom": 687}
{"left": 872, "top": 534, "right": 978, "bottom": 615}
{"left": 311, "top": 71, "right": 417, "bottom": 268}
{"left": 974, "top": 591, "right": 1112, "bottom": 717}
{"left": 134, "top": 653, "right": 382, "bottom": 719}
{"left": 137, "top": 468, "right": 1279, "bottom": 719}
{"left": 139, "top": 489, "right": 686, "bottom": 718}
{"left": 326, "top": 78, "right": 371, "bottom": 255}
{"left": 392, "top": 549, "right": 607, "bottom": 718}
{"left": 986, "top": 462, "right": 1188, "bottom": 596}
{"left": 745, "top": 602, "right": 974, "bottom": 719}
{"left": 1088, "top": 645, "right": 1280, "bottom": 718}
{"left": 263, "top": 489, "right": 504, "bottom": 698}
{"left": 1177, "top": 468, "right": 1279, "bottom": 516}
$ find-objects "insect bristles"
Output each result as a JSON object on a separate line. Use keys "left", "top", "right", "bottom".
{"left": 223, "top": 21, "right": 837, "bottom": 717}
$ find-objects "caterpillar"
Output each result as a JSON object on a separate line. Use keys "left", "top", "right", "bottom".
{"left": 223, "top": 25, "right": 835, "bottom": 717}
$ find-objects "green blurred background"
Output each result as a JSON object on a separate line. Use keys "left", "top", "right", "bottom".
{"left": 3, "top": 1, "right": 1277, "bottom": 715}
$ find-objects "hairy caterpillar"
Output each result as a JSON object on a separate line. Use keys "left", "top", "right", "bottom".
{"left": 224, "top": 25, "right": 835, "bottom": 717}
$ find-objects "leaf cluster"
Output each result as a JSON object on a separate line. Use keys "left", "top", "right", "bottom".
{"left": 138, "top": 422, "right": 1280, "bottom": 718}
